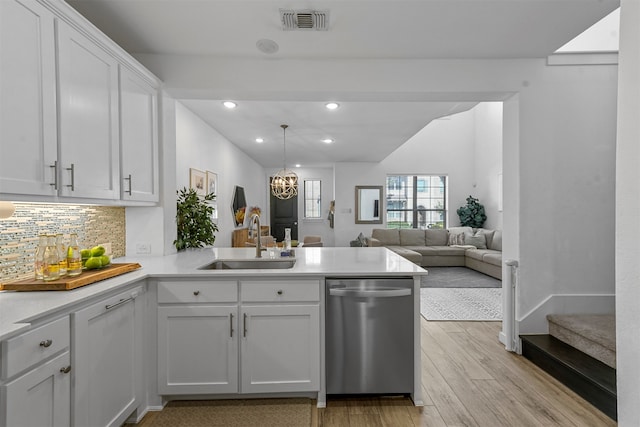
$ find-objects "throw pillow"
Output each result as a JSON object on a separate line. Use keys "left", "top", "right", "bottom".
{"left": 357, "top": 232, "right": 368, "bottom": 247}
{"left": 448, "top": 232, "right": 465, "bottom": 246}
{"left": 489, "top": 230, "right": 502, "bottom": 251}
{"left": 464, "top": 231, "right": 487, "bottom": 249}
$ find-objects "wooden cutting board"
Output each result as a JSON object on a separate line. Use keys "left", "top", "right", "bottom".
{"left": 0, "top": 263, "right": 142, "bottom": 291}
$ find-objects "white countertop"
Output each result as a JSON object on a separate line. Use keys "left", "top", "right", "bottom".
{"left": 0, "top": 247, "right": 426, "bottom": 341}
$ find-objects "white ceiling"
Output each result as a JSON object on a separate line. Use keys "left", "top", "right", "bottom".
{"left": 67, "top": 0, "right": 619, "bottom": 167}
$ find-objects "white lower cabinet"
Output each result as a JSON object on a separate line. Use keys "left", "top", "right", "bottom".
{"left": 241, "top": 304, "right": 320, "bottom": 393}
{"left": 156, "top": 279, "right": 320, "bottom": 396}
{"left": 2, "top": 351, "right": 71, "bottom": 427}
{"left": 72, "top": 286, "right": 144, "bottom": 427}
{"left": 1, "top": 316, "right": 72, "bottom": 427}
{"left": 157, "top": 305, "right": 238, "bottom": 394}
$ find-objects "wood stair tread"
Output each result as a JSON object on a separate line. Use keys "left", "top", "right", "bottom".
{"left": 520, "top": 334, "right": 616, "bottom": 420}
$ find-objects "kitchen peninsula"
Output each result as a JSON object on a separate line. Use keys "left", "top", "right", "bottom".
{"left": 0, "top": 247, "right": 426, "bottom": 426}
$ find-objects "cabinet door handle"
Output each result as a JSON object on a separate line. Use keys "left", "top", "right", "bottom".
{"left": 243, "top": 313, "right": 248, "bottom": 337}
{"left": 49, "top": 161, "right": 58, "bottom": 189}
{"left": 39, "top": 339, "right": 53, "bottom": 348}
{"left": 193, "top": 290, "right": 200, "bottom": 296}
{"left": 229, "top": 313, "right": 234, "bottom": 337}
{"left": 105, "top": 297, "right": 133, "bottom": 310}
{"left": 66, "top": 163, "right": 75, "bottom": 191}
{"left": 124, "top": 174, "right": 132, "bottom": 195}
{"left": 60, "top": 365, "right": 71, "bottom": 374}
{"left": 277, "top": 290, "right": 283, "bottom": 295}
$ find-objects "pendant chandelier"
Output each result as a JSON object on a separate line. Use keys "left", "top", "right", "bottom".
{"left": 270, "top": 124, "right": 298, "bottom": 200}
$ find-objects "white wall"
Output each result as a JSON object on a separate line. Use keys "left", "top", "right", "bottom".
{"left": 615, "top": 1, "right": 640, "bottom": 425}
{"left": 473, "top": 102, "right": 503, "bottom": 230}
{"left": 174, "top": 101, "right": 266, "bottom": 247}
{"left": 515, "top": 61, "right": 617, "bottom": 333}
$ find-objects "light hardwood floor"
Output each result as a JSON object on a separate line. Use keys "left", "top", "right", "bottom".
{"left": 319, "top": 319, "right": 615, "bottom": 427}
{"left": 130, "top": 319, "right": 615, "bottom": 427}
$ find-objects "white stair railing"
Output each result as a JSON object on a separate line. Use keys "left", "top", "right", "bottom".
{"left": 503, "top": 259, "right": 519, "bottom": 352}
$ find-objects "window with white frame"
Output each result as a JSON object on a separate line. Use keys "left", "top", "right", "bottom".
{"left": 386, "top": 175, "right": 447, "bottom": 229}
{"left": 304, "top": 179, "right": 321, "bottom": 218}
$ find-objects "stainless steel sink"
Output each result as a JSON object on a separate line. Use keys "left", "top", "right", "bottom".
{"left": 198, "top": 259, "right": 296, "bottom": 270}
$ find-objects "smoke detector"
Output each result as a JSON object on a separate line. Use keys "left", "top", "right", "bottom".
{"left": 280, "top": 9, "right": 330, "bottom": 31}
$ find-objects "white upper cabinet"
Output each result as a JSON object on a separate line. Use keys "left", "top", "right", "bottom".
{"left": 119, "top": 66, "right": 159, "bottom": 202}
{"left": 0, "top": 0, "right": 58, "bottom": 196}
{"left": 56, "top": 19, "right": 120, "bottom": 200}
{"left": 0, "top": 0, "right": 160, "bottom": 203}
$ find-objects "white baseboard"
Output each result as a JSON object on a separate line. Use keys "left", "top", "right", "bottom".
{"left": 518, "top": 293, "right": 615, "bottom": 335}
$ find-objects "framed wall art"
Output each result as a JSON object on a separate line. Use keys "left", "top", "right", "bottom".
{"left": 206, "top": 171, "right": 218, "bottom": 196}
{"left": 189, "top": 168, "right": 206, "bottom": 197}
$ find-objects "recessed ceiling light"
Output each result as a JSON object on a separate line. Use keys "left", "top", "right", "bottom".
{"left": 295, "top": 164, "right": 301, "bottom": 168}
{"left": 325, "top": 102, "right": 339, "bottom": 110}
{"left": 322, "top": 138, "right": 334, "bottom": 144}
{"left": 255, "top": 138, "right": 264, "bottom": 143}
{"left": 223, "top": 101, "right": 237, "bottom": 109}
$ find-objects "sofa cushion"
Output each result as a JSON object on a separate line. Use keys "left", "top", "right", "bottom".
{"left": 409, "top": 246, "right": 467, "bottom": 256}
{"left": 482, "top": 252, "right": 502, "bottom": 267}
{"left": 464, "top": 231, "right": 487, "bottom": 249}
{"left": 399, "top": 229, "right": 426, "bottom": 246}
{"left": 489, "top": 230, "right": 502, "bottom": 251}
{"left": 386, "top": 246, "right": 422, "bottom": 264}
{"left": 465, "top": 248, "right": 492, "bottom": 261}
{"left": 372, "top": 229, "right": 400, "bottom": 246}
{"left": 426, "top": 229, "right": 449, "bottom": 246}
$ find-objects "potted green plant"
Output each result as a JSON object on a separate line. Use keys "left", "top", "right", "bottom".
{"left": 174, "top": 187, "right": 218, "bottom": 250}
{"left": 456, "top": 195, "right": 487, "bottom": 228}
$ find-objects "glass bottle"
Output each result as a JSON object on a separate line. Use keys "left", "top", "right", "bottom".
{"left": 34, "top": 234, "right": 47, "bottom": 280}
{"left": 284, "top": 228, "right": 292, "bottom": 251}
{"left": 67, "top": 233, "right": 82, "bottom": 276}
{"left": 43, "top": 235, "right": 60, "bottom": 281}
{"left": 56, "top": 234, "right": 67, "bottom": 277}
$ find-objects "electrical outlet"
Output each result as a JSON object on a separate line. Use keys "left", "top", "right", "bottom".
{"left": 136, "top": 243, "right": 151, "bottom": 254}
{"left": 98, "top": 242, "right": 112, "bottom": 256}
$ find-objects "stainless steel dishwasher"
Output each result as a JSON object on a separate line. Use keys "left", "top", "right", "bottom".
{"left": 326, "top": 277, "right": 414, "bottom": 395}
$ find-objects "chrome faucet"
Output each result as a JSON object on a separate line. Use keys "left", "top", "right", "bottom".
{"left": 250, "top": 213, "right": 262, "bottom": 258}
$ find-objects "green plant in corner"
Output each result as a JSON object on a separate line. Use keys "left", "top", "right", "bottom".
{"left": 174, "top": 187, "right": 218, "bottom": 251}
{"left": 456, "top": 195, "right": 487, "bottom": 228}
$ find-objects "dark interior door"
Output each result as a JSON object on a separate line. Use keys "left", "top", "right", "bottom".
{"left": 270, "top": 185, "right": 298, "bottom": 242}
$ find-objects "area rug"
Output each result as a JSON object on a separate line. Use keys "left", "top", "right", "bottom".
{"left": 147, "top": 398, "right": 312, "bottom": 427}
{"left": 420, "top": 287, "right": 502, "bottom": 321}
{"left": 421, "top": 266, "right": 501, "bottom": 288}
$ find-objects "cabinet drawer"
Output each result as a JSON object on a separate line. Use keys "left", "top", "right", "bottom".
{"left": 2, "top": 316, "right": 70, "bottom": 379}
{"left": 157, "top": 280, "right": 237, "bottom": 304}
{"left": 241, "top": 280, "right": 320, "bottom": 302}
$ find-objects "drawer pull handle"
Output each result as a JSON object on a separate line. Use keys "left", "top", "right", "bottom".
{"left": 229, "top": 313, "right": 234, "bottom": 337}
{"left": 243, "top": 313, "right": 248, "bottom": 337}
{"left": 39, "top": 339, "right": 53, "bottom": 348}
{"left": 50, "top": 161, "right": 58, "bottom": 189}
{"left": 193, "top": 290, "right": 200, "bottom": 296}
{"left": 105, "top": 296, "right": 133, "bottom": 310}
{"left": 60, "top": 365, "right": 71, "bottom": 374}
{"left": 66, "top": 163, "right": 75, "bottom": 191}
{"left": 124, "top": 174, "right": 132, "bottom": 195}
{"left": 277, "top": 290, "right": 283, "bottom": 295}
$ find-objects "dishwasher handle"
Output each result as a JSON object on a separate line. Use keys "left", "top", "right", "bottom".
{"left": 329, "top": 287, "right": 411, "bottom": 298}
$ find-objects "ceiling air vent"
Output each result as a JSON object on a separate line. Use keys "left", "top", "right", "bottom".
{"left": 280, "top": 9, "right": 330, "bottom": 31}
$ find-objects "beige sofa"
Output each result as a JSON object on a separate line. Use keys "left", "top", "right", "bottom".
{"left": 368, "top": 227, "right": 502, "bottom": 279}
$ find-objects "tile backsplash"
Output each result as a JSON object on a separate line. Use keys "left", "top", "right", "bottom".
{"left": 0, "top": 203, "right": 125, "bottom": 283}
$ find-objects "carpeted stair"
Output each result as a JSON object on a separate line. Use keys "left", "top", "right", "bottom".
{"left": 520, "top": 314, "right": 617, "bottom": 420}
